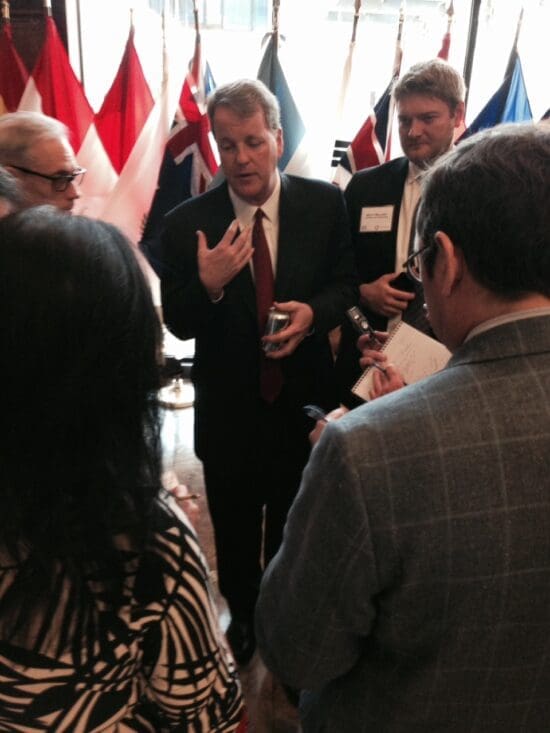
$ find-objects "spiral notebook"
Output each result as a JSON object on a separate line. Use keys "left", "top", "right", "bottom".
{"left": 352, "top": 321, "right": 451, "bottom": 402}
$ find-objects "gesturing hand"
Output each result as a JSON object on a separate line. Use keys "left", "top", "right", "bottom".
{"left": 197, "top": 220, "right": 253, "bottom": 300}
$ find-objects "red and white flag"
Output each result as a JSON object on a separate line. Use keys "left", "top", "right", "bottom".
{"left": 94, "top": 25, "right": 154, "bottom": 175}
{"left": 18, "top": 16, "right": 93, "bottom": 150}
{"left": 0, "top": 22, "right": 28, "bottom": 114}
{"left": 100, "top": 25, "right": 186, "bottom": 245}
{"left": 18, "top": 16, "right": 116, "bottom": 218}
{"left": 333, "top": 21, "right": 403, "bottom": 189}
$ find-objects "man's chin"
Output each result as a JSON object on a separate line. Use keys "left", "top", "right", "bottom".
{"left": 404, "top": 149, "right": 431, "bottom": 167}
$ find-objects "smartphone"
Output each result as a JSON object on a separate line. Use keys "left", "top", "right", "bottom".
{"left": 346, "top": 306, "right": 376, "bottom": 337}
{"left": 390, "top": 272, "right": 416, "bottom": 293}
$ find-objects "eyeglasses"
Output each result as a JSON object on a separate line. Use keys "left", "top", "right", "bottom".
{"left": 9, "top": 165, "right": 86, "bottom": 192}
{"left": 402, "top": 243, "right": 435, "bottom": 283}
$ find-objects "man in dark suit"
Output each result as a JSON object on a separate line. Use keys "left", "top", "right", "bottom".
{"left": 160, "top": 79, "right": 357, "bottom": 665}
{"left": 336, "top": 59, "right": 465, "bottom": 403}
{"left": 256, "top": 123, "right": 550, "bottom": 731}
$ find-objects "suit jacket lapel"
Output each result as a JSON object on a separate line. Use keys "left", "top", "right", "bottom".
{"left": 274, "top": 175, "right": 304, "bottom": 301}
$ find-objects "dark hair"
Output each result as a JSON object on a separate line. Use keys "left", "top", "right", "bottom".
{"left": 207, "top": 78, "right": 281, "bottom": 132}
{"left": 393, "top": 58, "right": 465, "bottom": 114}
{"left": 417, "top": 123, "right": 550, "bottom": 298}
{"left": 0, "top": 207, "right": 162, "bottom": 634}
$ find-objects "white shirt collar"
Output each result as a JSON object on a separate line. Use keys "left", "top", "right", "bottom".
{"left": 228, "top": 172, "right": 281, "bottom": 227}
{"left": 465, "top": 307, "right": 550, "bottom": 342}
{"left": 407, "top": 161, "right": 423, "bottom": 184}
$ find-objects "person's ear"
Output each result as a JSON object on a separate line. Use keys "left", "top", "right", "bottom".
{"left": 276, "top": 128, "right": 284, "bottom": 159}
{"left": 453, "top": 101, "right": 466, "bottom": 128}
{"left": 434, "top": 230, "right": 464, "bottom": 296}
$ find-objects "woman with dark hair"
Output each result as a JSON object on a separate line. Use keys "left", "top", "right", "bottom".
{"left": 0, "top": 206, "right": 244, "bottom": 731}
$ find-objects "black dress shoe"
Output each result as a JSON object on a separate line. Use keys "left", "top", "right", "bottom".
{"left": 226, "top": 619, "right": 256, "bottom": 667}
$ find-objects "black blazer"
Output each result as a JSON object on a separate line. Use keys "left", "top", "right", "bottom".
{"left": 344, "top": 156, "right": 409, "bottom": 328}
{"left": 336, "top": 157, "right": 409, "bottom": 404}
{"left": 160, "top": 175, "right": 358, "bottom": 465}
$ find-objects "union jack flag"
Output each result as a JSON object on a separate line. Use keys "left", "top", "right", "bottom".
{"left": 141, "top": 31, "right": 218, "bottom": 273}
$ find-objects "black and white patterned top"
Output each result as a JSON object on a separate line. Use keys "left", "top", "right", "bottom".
{"left": 0, "top": 503, "right": 244, "bottom": 732}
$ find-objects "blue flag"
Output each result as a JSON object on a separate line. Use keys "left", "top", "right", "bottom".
{"left": 461, "top": 51, "right": 532, "bottom": 139}
{"left": 257, "top": 34, "right": 307, "bottom": 174}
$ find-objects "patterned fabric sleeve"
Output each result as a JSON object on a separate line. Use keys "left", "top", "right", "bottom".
{"left": 134, "top": 508, "right": 244, "bottom": 731}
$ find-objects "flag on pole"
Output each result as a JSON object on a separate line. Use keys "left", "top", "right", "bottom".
{"left": 94, "top": 25, "right": 154, "bottom": 174}
{"left": 99, "top": 22, "right": 186, "bottom": 246}
{"left": 460, "top": 50, "right": 532, "bottom": 139}
{"left": 332, "top": 15, "right": 403, "bottom": 189}
{"left": 257, "top": 33, "right": 310, "bottom": 176}
{"left": 140, "top": 28, "right": 218, "bottom": 272}
{"left": 330, "top": 39, "right": 356, "bottom": 171}
{"left": 435, "top": 4, "right": 465, "bottom": 140}
{"left": 18, "top": 16, "right": 93, "bottom": 151}
{"left": 437, "top": 30, "right": 451, "bottom": 61}
{"left": 437, "top": 1, "right": 454, "bottom": 60}
{"left": 330, "top": 1, "right": 362, "bottom": 175}
{"left": 17, "top": 14, "right": 116, "bottom": 219}
{"left": 0, "top": 22, "right": 28, "bottom": 114}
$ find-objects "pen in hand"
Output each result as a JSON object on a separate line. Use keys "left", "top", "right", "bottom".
{"left": 371, "top": 361, "right": 387, "bottom": 375}
{"left": 303, "top": 404, "right": 328, "bottom": 423}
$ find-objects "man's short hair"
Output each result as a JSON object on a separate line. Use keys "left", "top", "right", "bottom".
{"left": 417, "top": 123, "right": 550, "bottom": 298}
{"left": 393, "top": 58, "right": 465, "bottom": 113}
{"left": 207, "top": 78, "right": 281, "bottom": 133}
{"left": 0, "top": 112, "right": 70, "bottom": 167}
{"left": 0, "top": 165, "right": 22, "bottom": 208}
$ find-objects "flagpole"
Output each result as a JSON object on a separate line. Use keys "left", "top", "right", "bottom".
{"left": 511, "top": 6, "right": 524, "bottom": 51}
{"left": 463, "top": 0, "right": 481, "bottom": 109}
{"left": 272, "top": 0, "right": 280, "bottom": 52}
{"left": 350, "top": 0, "right": 362, "bottom": 44}
{"left": 446, "top": 0, "right": 455, "bottom": 33}
{"left": 192, "top": 0, "right": 200, "bottom": 39}
{"left": 42, "top": 0, "right": 52, "bottom": 18}
{"left": 384, "top": 2, "right": 404, "bottom": 162}
{"left": 505, "top": 7, "right": 524, "bottom": 77}
{"left": 394, "top": 1, "right": 404, "bottom": 76}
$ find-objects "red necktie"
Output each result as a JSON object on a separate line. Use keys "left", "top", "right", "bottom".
{"left": 253, "top": 209, "right": 283, "bottom": 403}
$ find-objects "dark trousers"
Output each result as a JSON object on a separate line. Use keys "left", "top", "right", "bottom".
{"left": 202, "top": 399, "right": 311, "bottom": 622}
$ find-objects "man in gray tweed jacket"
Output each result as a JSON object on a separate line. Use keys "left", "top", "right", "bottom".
{"left": 256, "top": 123, "right": 550, "bottom": 732}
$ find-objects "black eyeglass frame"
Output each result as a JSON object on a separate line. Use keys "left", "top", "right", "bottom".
{"left": 9, "top": 164, "right": 86, "bottom": 192}
{"left": 402, "top": 242, "right": 436, "bottom": 283}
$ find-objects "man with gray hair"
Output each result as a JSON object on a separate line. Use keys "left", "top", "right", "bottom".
{"left": 336, "top": 58, "right": 465, "bottom": 405}
{"left": 0, "top": 165, "right": 21, "bottom": 217}
{"left": 161, "top": 78, "right": 357, "bottom": 666}
{"left": 257, "top": 122, "right": 550, "bottom": 731}
{"left": 0, "top": 111, "right": 84, "bottom": 212}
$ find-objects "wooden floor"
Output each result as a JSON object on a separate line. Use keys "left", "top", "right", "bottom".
{"left": 160, "top": 392, "right": 301, "bottom": 733}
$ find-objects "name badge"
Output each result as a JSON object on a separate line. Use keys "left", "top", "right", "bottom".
{"left": 360, "top": 205, "right": 394, "bottom": 233}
